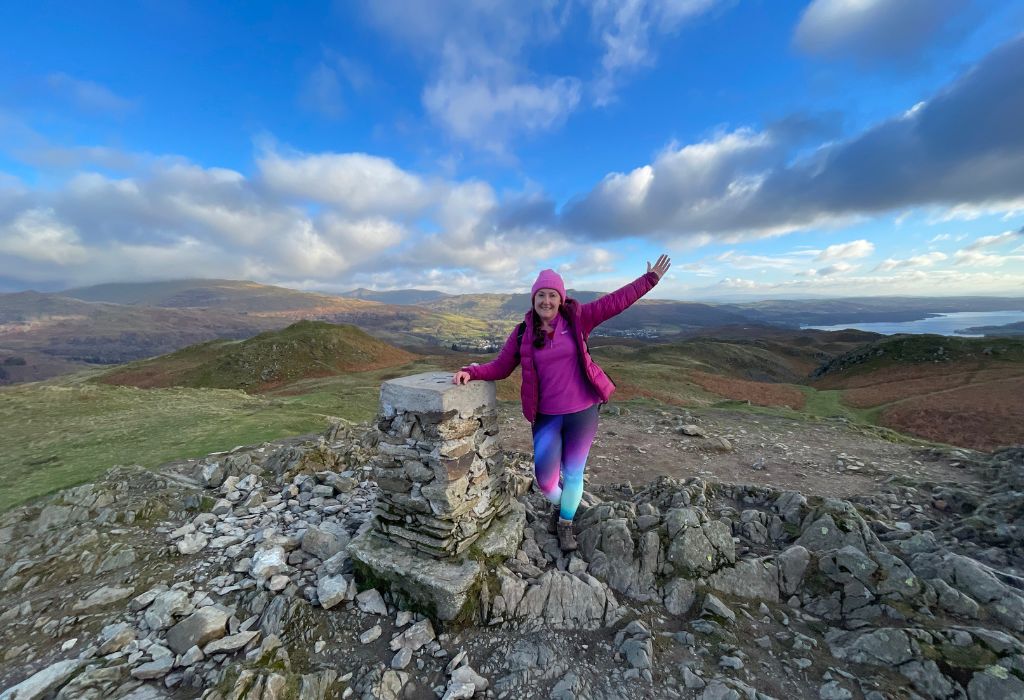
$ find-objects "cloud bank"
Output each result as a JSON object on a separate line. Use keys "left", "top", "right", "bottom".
{"left": 563, "top": 36, "right": 1024, "bottom": 241}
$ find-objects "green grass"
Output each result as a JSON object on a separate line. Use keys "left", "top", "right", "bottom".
{"left": 0, "top": 360, "right": 443, "bottom": 512}
{"left": 796, "top": 387, "right": 878, "bottom": 422}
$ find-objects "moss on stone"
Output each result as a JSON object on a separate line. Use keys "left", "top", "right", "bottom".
{"left": 937, "top": 643, "right": 999, "bottom": 670}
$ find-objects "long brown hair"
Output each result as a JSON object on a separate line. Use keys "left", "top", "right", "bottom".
{"left": 531, "top": 309, "right": 545, "bottom": 348}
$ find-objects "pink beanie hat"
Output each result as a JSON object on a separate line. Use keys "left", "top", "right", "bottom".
{"left": 531, "top": 269, "right": 566, "bottom": 302}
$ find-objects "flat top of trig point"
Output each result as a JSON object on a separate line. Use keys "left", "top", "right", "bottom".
{"left": 380, "top": 371, "right": 496, "bottom": 416}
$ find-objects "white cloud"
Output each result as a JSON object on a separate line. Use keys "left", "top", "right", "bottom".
{"left": 0, "top": 209, "right": 88, "bottom": 264}
{"left": 873, "top": 252, "right": 947, "bottom": 272}
{"left": 590, "top": 0, "right": 720, "bottom": 104}
{"left": 793, "top": 0, "right": 972, "bottom": 63}
{"left": 317, "top": 216, "right": 405, "bottom": 255}
{"left": 680, "top": 262, "right": 716, "bottom": 277}
{"left": 808, "top": 261, "right": 856, "bottom": 277}
{"left": 558, "top": 247, "right": 618, "bottom": 275}
{"left": 815, "top": 239, "right": 874, "bottom": 262}
{"left": 931, "top": 198, "right": 1024, "bottom": 223}
{"left": 716, "top": 250, "right": 805, "bottom": 270}
{"left": 258, "top": 149, "right": 432, "bottom": 216}
{"left": 45, "top": 73, "right": 137, "bottom": 115}
{"left": 422, "top": 68, "right": 581, "bottom": 152}
{"left": 720, "top": 277, "right": 758, "bottom": 289}
{"left": 964, "top": 230, "right": 1023, "bottom": 251}
{"left": 953, "top": 249, "right": 1024, "bottom": 267}
{"left": 565, "top": 127, "right": 786, "bottom": 237}
{"left": 361, "top": 1, "right": 580, "bottom": 152}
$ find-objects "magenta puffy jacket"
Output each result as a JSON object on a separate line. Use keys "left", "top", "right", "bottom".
{"left": 462, "top": 271, "right": 659, "bottom": 423}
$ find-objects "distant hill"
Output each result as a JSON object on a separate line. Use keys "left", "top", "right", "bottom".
{"left": 58, "top": 279, "right": 500, "bottom": 348}
{"left": 341, "top": 288, "right": 451, "bottom": 305}
{"left": 811, "top": 334, "right": 1024, "bottom": 379}
{"left": 959, "top": 321, "right": 1024, "bottom": 337}
{"left": 0, "top": 291, "right": 277, "bottom": 366}
{"left": 1, "top": 283, "right": 500, "bottom": 383}
{"left": 62, "top": 278, "right": 371, "bottom": 313}
{"left": 97, "top": 320, "right": 417, "bottom": 392}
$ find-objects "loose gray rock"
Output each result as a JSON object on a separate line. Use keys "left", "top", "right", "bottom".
{"left": 72, "top": 585, "right": 134, "bottom": 612}
{"left": 819, "top": 681, "right": 852, "bottom": 699}
{"left": 0, "top": 659, "right": 82, "bottom": 700}
{"left": 203, "top": 630, "right": 259, "bottom": 655}
{"left": 683, "top": 667, "right": 706, "bottom": 689}
{"left": 391, "top": 647, "right": 412, "bottom": 669}
{"left": 130, "top": 655, "right": 174, "bottom": 680}
{"left": 177, "top": 532, "right": 207, "bottom": 555}
{"left": 359, "top": 625, "right": 382, "bottom": 644}
{"left": 316, "top": 575, "right": 352, "bottom": 610}
{"left": 96, "top": 622, "right": 134, "bottom": 655}
{"left": 967, "top": 665, "right": 1024, "bottom": 699}
{"left": 250, "top": 545, "right": 288, "bottom": 580}
{"left": 390, "top": 619, "right": 435, "bottom": 652}
{"left": 450, "top": 665, "right": 488, "bottom": 692}
{"left": 664, "top": 578, "right": 697, "bottom": 616}
{"left": 701, "top": 593, "right": 736, "bottom": 623}
{"left": 356, "top": 588, "right": 388, "bottom": 616}
{"left": 302, "top": 521, "right": 350, "bottom": 561}
{"left": 165, "top": 606, "right": 230, "bottom": 655}
{"left": 201, "top": 461, "right": 226, "bottom": 487}
{"left": 144, "top": 589, "right": 190, "bottom": 631}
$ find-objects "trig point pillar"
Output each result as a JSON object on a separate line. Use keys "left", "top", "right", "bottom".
{"left": 347, "top": 372, "right": 524, "bottom": 621}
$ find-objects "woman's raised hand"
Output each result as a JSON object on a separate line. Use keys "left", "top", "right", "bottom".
{"left": 648, "top": 253, "right": 671, "bottom": 280}
{"left": 453, "top": 370, "right": 472, "bottom": 385}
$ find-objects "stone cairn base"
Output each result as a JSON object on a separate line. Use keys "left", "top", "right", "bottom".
{"left": 348, "top": 372, "right": 525, "bottom": 620}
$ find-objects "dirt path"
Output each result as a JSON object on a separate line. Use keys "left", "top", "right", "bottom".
{"left": 496, "top": 402, "right": 981, "bottom": 499}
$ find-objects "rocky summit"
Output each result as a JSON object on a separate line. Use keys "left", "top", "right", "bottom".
{"left": 0, "top": 415, "right": 1022, "bottom": 699}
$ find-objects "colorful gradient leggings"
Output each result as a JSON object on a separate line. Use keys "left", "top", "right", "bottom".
{"left": 532, "top": 404, "right": 600, "bottom": 521}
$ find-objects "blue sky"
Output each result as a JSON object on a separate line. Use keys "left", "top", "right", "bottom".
{"left": 1, "top": 1, "right": 1023, "bottom": 300}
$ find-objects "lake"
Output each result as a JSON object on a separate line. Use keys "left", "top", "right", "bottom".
{"left": 803, "top": 310, "right": 1024, "bottom": 336}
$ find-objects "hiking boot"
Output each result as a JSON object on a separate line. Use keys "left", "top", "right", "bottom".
{"left": 556, "top": 518, "right": 578, "bottom": 552}
{"left": 547, "top": 504, "right": 560, "bottom": 534}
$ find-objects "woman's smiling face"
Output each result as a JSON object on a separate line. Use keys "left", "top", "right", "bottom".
{"left": 533, "top": 288, "right": 560, "bottom": 322}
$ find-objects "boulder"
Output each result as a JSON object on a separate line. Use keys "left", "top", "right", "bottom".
{"left": 144, "top": 589, "right": 190, "bottom": 631}
{"left": 707, "top": 557, "right": 780, "bottom": 602}
{"left": 165, "top": 606, "right": 231, "bottom": 655}
{"left": 302, "top": 521, "right": 350, "bottom": 561}
{"left": 250, "top": 545, "right": 288, "bottom": 580}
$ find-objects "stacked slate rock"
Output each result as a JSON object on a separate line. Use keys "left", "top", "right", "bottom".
{"left": 369, "top": 372, "right": 513, "bottom": 558}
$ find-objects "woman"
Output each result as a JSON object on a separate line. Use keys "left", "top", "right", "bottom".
{"left": 452, "top": 254, "right": 671, "bottom": 552}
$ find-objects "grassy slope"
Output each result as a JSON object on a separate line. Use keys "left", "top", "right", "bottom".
{"left": 0, "top": 359, "right": 444, "bottom": 511}
{"left": 97, "top": 320, "right": 417, "bottom": 391}
{"left": 810, "top": 335, "right": 1024, "bottom": 450}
